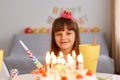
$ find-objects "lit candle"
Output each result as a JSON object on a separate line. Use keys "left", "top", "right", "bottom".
{"left": 67, "top": 54, "right": 74, "bottom": 65}
{"left": 72, "top": 50, "right": 76, "bottom": 59}
{"left": 50, "top": 51, "right": 56, "bottom": 69}
{"left": 52, "top": 55, "right": 57, "bottom": 65}
{"left": 55, "top": 56, "right": 66, "bottom": 72}
{"left": 77, "top": 53, "right": 84, "bottom": 63}
{"left": 59, "top": 51, "right": 65, "bottom": 64}
{"left": 57, "top": 56, "right": 61, "bottom": 64}
{"left": 59, "top": 51, "right": 63, "bottom": 58}
{"left": 54, "top": 51, "right": 66, "bottom": 72}
{"left": 50, "top": 51, "right": 55, "bottom": 59}
{"left": 46, "top": 51, "right": 51, "bottom": 64}
{"left": 46, "top": 51, "right": 51, "bottom": 70}
{"left": 61, "top": 58, "right": 66, "bottom": 65}
{"left": 72, "top": 50, "right": 76, "bottom": 69}
{"left": 66, "top": 54, "right": 74, "bottom": 71}
{"left": 77, "top": 53, "right": 84, "bottom": 70}
{"left": 19, "top": 40, "right": 43, "bottom": 68}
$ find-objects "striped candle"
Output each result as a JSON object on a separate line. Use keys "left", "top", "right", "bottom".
{"left": 19, "top": 40, "right": 43, "bottom": 68}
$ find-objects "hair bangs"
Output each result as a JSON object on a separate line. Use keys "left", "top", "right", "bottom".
{"left": 52, "top": 17, "right": 76, "bottom": 33}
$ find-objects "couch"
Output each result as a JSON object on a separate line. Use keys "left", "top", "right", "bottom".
{"left": 4, "top": 33, "right": 115, "bottom": 74}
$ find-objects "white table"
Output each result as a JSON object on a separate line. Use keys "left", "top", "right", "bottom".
{"left": 0, "top": 62, "right": 10, "bottom": 78}
{"left": 96, "top": 73, "right": 120, "bottom": 80}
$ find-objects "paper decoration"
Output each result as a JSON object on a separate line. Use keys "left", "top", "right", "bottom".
{"left": 47, "top": 6, "right": 88, "bottom": 26}
{"left": 70, "top": 8, "right": 75, "bottom": 13}
{"left": 82, "top": 15, "right": 88, "bottom": 22}
{"left": 60, "top": 8, "right": 64, "bottom": 14}
{"left": 77, "top": 6, "right": 81, "bottom": 13}
{"left": 53, "top": 7, "right": 59, "bottom": 14}
{"left": 47, "top": 27, "right": 52, "bottom": 33}
{"left": 47, "top": 16, "right": 55, "bottom": 24}
{"left": 79, "top": 17, "right": 84, "bottom": 25}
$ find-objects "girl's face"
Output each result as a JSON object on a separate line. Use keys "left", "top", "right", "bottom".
{"left": 55, "top": 26, "right": 75, "bottom": 52}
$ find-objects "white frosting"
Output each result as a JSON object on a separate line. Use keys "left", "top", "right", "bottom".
{"left": 10, "top": 65, "right": 97, "bottom": 80}
{"left": 39, "top": 69, "right": 97, "bottom": 80}
{"left": 9, "top": 72, "right": 97, "bottom": 80}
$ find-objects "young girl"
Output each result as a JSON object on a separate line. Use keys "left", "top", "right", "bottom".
{"left": 31, "top": 10, "right": 80, "bottom": 74}
{"left": 50, "top": 10, "right": 80, "bottom": 59}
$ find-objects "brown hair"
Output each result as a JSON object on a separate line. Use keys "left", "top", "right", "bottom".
{"left": 51, "top": 17, "right": 80, "bottom": 56}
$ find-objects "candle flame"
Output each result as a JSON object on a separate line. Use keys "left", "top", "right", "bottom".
{"left": 67, "top": 54, "right": 74, "bottom": 64}
{"left": 59, "top": 51, "right": 63, "bottom": 58}
{"left": 46, "top": 51, "right": 51, "bottom": 64}
{"left": 52, "top": 55, "right": 57, "bottom": 64}
{"left": 57, "top": 57, "right": 61, "bottom": 64}
{"left": 72, "top": 50, "right": 76, "bottom": 58}
{"left": 77, "top": 53, "right": 84, "bottom": 63}
{"left": 61, "top": 58, "right": 66, "bottom": 65}
{"left": 50, "top": 51, "right": 55, "bottom": 59}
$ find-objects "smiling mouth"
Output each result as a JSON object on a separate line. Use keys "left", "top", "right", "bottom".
{"left": 61, "top": 42, "right": 68, "bottom": 44}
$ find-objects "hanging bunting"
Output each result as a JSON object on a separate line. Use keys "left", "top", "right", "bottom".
{"left": 77, "top": 6, "right": 81, "bottom": 13}
{"left": 59, "top": 8, "right": 64, "bottom": 14}
{"left": 78, "top": 17, "right": 84, "bottom": 25}
{"left": 82, "top": 15, "right": 88, "bottom": 22}
{"left": 48, "top": 5, "right": 88, "bottom": 26}
{"left": 53, "top": 7, "right": 59, "bottom": 14}
{"left": 47, "top": 16, "right": 55, "bottom": 24}
{"left": 70, "top": 8, "right": 75, "bottom": 13}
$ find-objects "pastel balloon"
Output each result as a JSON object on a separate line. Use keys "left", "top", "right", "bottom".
{"left": 85, "top": 28, "right": 92, "bottom": 32}
{"left": 92, "top": 27, "right": 100, "bottom": 32}
{"left": 24, "top": 27, "right": 33, "bottom": 33}
{"left": 33, "top": 28, "right": 40, "bottom": 33}
{"left": 79, "top": 27, "right": 85, "bottom": 32}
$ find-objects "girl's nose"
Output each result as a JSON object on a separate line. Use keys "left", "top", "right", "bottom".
{"left": 61, "top": 34, "right": 66, "bottom": 39}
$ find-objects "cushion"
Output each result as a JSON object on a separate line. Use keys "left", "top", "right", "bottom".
{"left": 97, "top": 55, "right": 114, "bottom": 73}
{"left": 9, "top": 33, "right": 51, "bottom": 57}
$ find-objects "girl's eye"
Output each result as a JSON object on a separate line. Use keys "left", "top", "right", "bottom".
{"left": 55, "top": 33, "right": 61, "bottom": 36}
{"left": 67, "top": 32, "right": 72, "bottom": 35}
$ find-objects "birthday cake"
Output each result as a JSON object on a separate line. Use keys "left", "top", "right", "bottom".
{"left": 10, "top": 67, "right": 97, "bottom": 80}
{"left": 17, "top": 41, "right": 98, "bottom": 80}
{"left": 10, "top": 53, "right": 98, "bottom": 80}
{"left": 30, "top": 53, "right": 97, "bottom": 80}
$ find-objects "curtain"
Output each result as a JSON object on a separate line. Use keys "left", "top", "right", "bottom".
{"left": 111, "top": 0, "right": 120, "bottom": 74}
